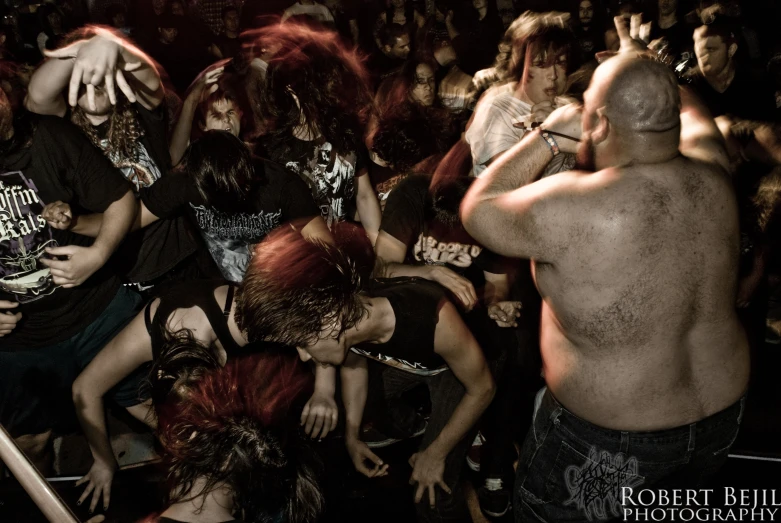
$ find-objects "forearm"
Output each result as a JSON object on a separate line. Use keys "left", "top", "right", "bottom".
{"left": 382, "top": 261, "right": 435, "bottom": 280}
{"left": 483, "top": 272, "right": 510, "bottom": 304}
{"left": 169, "top": 96, "right": 199, "bottom": 166}
{"left": 356, "top": 186, "right": 381, "bottom": 244}
{"left": 473, "top": 130, "right": 553, "bottom": 200}
{"left": 72, "top": 389, "right": 115, "bottom": 467}
{"left": 24, "top": 57, "right": 72, "bottom": 116}
{"left": 426, "top": 383, "right": 494, "bottom": 459}
{"left": 90, "top": 191, "right": 136, "bottom": 256}
{"left": 313, "top": 364, "right": 337, "bottom": 397}
{"left": 341, "top": 354, "right": 369, "bottom": 441}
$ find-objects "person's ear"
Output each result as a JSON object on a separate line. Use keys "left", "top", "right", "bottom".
{"left": 592, "top": 107, "right": 610, "bottom": 145}
{"left": 383, "top": 44, "right": 391, "bottom": 54}
{"left": 728, "top": 42, "right": 737, "bottom": 59}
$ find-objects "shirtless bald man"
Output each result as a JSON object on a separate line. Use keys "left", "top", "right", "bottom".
{"left": 461, "top": 19, "right": 749, "bottom": 522}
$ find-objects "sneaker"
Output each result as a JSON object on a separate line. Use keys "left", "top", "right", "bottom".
{"left": 466, "top": 431, "right": 485, "bottom": 472}
{"left": 362, "top": 416, "right": 427, "bottom": 449}
{"left": 478, "top": 477, "right": 511, "bottom": 518}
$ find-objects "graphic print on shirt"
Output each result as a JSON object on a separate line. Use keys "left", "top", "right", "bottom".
{"left": 0, "top": 171, "right": 58, "bottom": 303}
{"left": 190, "top": 204, "right": 282, "bottom": 282}
{"left": 413, "top": 233, "right": 483, "bottom": 268}
{"left": 350, "top": 347, "right": 447, "bottom": 376}
{"left": 100, "top": 137, "right": 162, "bottom": 192}
{"left": 285, "top": 141, "right": 356, "bottom": 229}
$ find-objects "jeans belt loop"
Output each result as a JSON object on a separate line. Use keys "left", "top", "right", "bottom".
{"left": 687, "top": 423, "right": 696, "bottom": 453}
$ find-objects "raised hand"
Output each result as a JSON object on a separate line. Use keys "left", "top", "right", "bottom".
{"left": 427, "top": 266, "right": 478, "bottom": 312}
{"left": 44, "top": 29, "right": 142, "bottom": 109}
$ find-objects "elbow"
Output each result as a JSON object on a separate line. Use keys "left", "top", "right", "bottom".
{"left": 72, "top": 376, "right": 88, "bottom": 409}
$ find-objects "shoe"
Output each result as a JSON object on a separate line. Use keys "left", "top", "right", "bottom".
{"left": 362, "top": 416, "right": 427, "bottom": 449}
{"left": 466, "top": 431, "right": 485, "bottom": 472}
{"left": 478, "top": 477, "right": 511, "bottom": 518}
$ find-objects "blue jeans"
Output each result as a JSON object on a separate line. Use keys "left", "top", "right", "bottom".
{"left": 0, "top": 286, "right": 144, "bottom": 437}
{"left": 515, "top": 387, "right": 745, "bottom": 522}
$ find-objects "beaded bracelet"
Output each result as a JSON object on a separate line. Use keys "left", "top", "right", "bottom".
{"left": 538, "top": 129, "right": 560, "bottom": 156}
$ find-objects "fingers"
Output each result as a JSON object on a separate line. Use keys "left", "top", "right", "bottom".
{"left": 614, "top": 16, "right": 630, "bottom": 43}
{"left": 0, "top": 300, "right": 19, "bottom": 310}
{"left": 101, "top": 484, "right": 111, "bottom": 511}
{"left": 104, "top": 70, "right": 117, "bottom": 106}
{"left": 428, "top": 484, "right": 436, "bottom": 507}
{"left": 437, "top": 479, "right": 452, "bottom": 495}
{"left": 310, "top": 412, "right": 325, "bottom": 439}
{"left": 300, "top": 402, "right": 310, "bottom": 425}
{"left": 414, "top": 483, "right": 425, "bottom": 504}
{"left": 303, "top": 408, "right": 317, "bottom": 436}
{"left": 115, "top": 70, "right": 137, "bottom": 104}
{"left": 68, "top": 63, "right": 83, "bottom": 107}
{"left": 640, "top": 21, "right": 652, "bottom": 43}
{"left": 77, "top": 481, "right": 95, "bottom": 507}
{"left": 629, "top": 13, "right": 642, "bottom": 40}
{"left": 89, "top": 485, "right": 101, "bottom": 514}
{"left": 86, "top": 84, "right": 96, "bottom": 112}
{"left": 45, "top": 245, "right": 75, "bottom": 257}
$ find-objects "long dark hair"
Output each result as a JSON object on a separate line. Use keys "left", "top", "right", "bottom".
{"left": 250, "top": 21, "right": 374, "bottom": 155}
{"left": 155, "top": 335, "right": 322, "bottom": 523}
{"left": 179, "top": 130, "right": 258, "bottom": 210}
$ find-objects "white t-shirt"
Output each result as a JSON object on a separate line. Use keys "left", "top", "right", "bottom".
{"left": 282, "top": 2, "right": 335, "bottom": 23}
{"left": 465, "top": 82, "right": 575, "bottom": 177}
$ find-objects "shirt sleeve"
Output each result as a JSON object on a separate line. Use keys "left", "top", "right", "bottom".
{"left": 380, "top": 175, "right": 426, "bottom": 248}
{"left": 49, "top": 119, "right": 134, "bottom": 213}
{"left": 465, "top": 101, "right": 525, "bottom": 167}
{"left": 140, "top": 172, "right": 201, "bottom": 219}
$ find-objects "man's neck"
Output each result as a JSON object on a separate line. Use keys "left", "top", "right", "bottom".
{"left": 658, "top": 12, "right": 677, "bottom": 30}
{"left": 347, "top": 296, "right": 396, "bottom": 346}
{"left": 162, "top": 478, "right": 234, "bottom": 523}
{"left": 512, "top": 83, "right": 535, "bottom": 107}
{"left": 704, "top": 63, "right": 736, "bottom": 94}
{"left": 477, "top": 6, "right": 487, "bottom": 20}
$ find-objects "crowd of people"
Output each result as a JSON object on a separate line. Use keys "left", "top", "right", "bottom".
{"left": 0, "top": 0, "right": 779, "bottom": 522}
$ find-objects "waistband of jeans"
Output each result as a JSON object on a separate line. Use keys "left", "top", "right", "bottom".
{"left": 541, "top": 387, "right": 746, "bottom": 441}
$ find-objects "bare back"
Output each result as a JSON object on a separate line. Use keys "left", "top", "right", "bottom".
{"left": 536, "top": 156, "right": 749, "bottom": 431}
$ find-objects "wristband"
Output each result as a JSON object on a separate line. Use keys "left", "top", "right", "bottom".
{"left": 538, "top": 129, "right": 560, "bottom": 156}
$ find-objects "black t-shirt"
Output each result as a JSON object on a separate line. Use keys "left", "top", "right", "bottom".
{"left": 650, "top": 21, "right": 694, "bottom": 65}
{"left": 688, "top": 68, "right": 779, "bottom": 122}
{"left": 352, "top": 278, "right": 447, "bottom": 374}
{"left": 0, "top": 114, "right": 132, "bottom": 350}
{"left": 157, "top": 518, "right": 242, "bottom": 523}
{"left": 380, "top": 174, "right": 505, "bottom": 285}
{"left": 92, "top": 103, "right": 198, "bottom": 283}
{"left": 573, "top": 26, "right": 606, "bottom": 68}
{"left": 268, "top": 136, "right": 368, "bottom": 229}
{"left": 213, "top": 33, "right": 242, "bottom": 60}
{"left": 141, "top": 159, "right": 319, "bottom": 282}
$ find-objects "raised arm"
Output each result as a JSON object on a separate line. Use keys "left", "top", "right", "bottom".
{"left": 26, "top": 27, "right": 163, "bottom": 116}
{"left": 409, "top": 300, "right": 495, "bottom": 506}
{"left": 71, "top": 306, "right": 156, "bottom": 513}
{"left": 460, "top": 104, "right": 583, "bottom": 260}
{"left": 169, "top": 66, "right": 225, "bottom": 166}
{"left": 679, "top": 86, "right": 730, "bottom": 172}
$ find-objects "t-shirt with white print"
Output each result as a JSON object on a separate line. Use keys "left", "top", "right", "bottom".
{"left": 271, "top": 136, "right": 368, "bottom": 230}
{"left": 465, "top": 82, "right": 576, "bottom": 177}
{"left": 0, "top": 113, "right": 133, "bottom": 350}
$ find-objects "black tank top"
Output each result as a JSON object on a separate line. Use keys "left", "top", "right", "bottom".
{"left": 144, "top": 279, "right": 241, "bottom": 359}
{"left": 352, "top": 278, "right": 447, "bottom": 375}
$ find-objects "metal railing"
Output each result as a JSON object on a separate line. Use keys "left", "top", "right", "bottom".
{"left": 0, "top": 424, "right": 80, "bottom": 523}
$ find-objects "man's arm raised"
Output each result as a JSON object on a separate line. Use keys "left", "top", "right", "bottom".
{"left": 461, "top": 104, "right": 584, "bottom": 261}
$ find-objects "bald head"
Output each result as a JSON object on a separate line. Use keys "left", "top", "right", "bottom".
{"left": 589, "top": 56, "right": 681, "bottom": 133}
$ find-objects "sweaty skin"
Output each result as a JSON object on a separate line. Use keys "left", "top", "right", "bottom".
{"left": 462, "top": 55, "right": 749, "bottom": 432}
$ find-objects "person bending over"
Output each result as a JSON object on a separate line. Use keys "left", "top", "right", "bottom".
{"left": 236, "top": 226, "right": 496, "bottom": 523}
{"left": 71, "top": 269, "right": 338, "bottom": 514}
{"left": 461, "top": 17, "right": 748, "bottom": 521}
